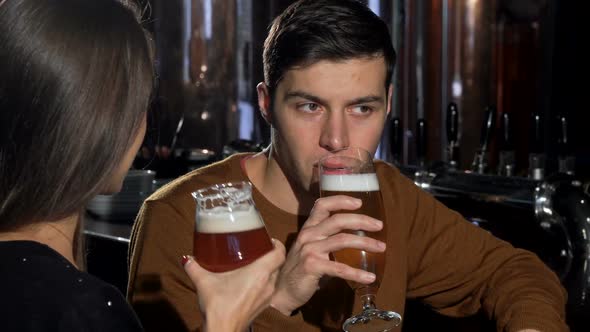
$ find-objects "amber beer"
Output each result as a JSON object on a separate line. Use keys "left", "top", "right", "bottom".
{"left": 194, "top": 206, "right": 273, "bottom": 272}
{"left": 320, "top": 173, "right": 386, "bottom": 295}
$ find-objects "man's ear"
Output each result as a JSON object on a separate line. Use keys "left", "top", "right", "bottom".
{"left": 257, "top": 82, "right": 272, "bottom": 125}
{"left": 386, "top": 83, "right": 393, "bottom": 117}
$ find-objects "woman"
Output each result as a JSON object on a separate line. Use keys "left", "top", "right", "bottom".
{"left": 0, "top": 0, "right": 284, "bottom": 331}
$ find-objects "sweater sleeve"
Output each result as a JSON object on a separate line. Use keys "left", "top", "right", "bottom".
{"left": 127, "top": 199, "right": 200, "bottom": 331}
{"left": 400, "top": 174, "right": 568, "bottom": 332}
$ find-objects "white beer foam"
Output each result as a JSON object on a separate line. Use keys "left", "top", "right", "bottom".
{"left": 197, "top": 206, "right": 265, "bottom": 233}
{"left": 321, "top": 173, "right": 380, "bottom": 192}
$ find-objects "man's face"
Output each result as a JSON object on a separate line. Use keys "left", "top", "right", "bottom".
{"left": 258, "top": 57, "right": 392, "bottom": 193}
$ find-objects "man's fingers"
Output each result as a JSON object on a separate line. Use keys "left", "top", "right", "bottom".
{"left": 299, "top": 233, "right": 385, "bottom": 260}
{"left": 322, "top": 260, "right": 378, "bottom": 284}
{"left": 321, "top": 232, "right": 386, "bottom": 253}
{"left": 295, "top": 233, "right": 385, "bottom": 283}
{"left": 306, "top": 258, "right": 377, "bottom": 285}
{"left": 303, "top": 195, "right": 362, "bottom": 228}
{"left": 312, "top": 213, "right": 383, "bottom": 238}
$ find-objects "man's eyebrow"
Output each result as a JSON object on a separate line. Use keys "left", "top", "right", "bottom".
{"left": 284, "top": 91, "right": 384, "bottom": 106}
{"left": 283, "top": 91, "right": 328, "bottom": 105}
{"left": 347, "top": 96, "right": 384, "bottom": 105}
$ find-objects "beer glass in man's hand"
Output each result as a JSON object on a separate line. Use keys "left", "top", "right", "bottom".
{"left": 191, "top": 181, "right": 273, "bottom": 272}
{"left": 319, "top": 147, "right": 401, "bottom": 331}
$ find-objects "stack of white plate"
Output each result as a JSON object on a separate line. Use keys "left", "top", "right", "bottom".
{"left": 86, "top": 170, "right": 156, "bottom": 222}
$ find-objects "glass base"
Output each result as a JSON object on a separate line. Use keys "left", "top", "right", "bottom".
{"left": 342, "top": 309, "right": 402, "bottom": 332}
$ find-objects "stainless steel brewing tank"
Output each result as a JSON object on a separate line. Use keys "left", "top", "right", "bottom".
{"left": 152, "top": 0, "right": 248, "bottom": 154}
{"left": 387, "top": 0, "right": 499, "bottom": 165}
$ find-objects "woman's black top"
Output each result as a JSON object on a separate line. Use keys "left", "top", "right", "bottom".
{"left": 0, "top": 240, "right": 143, "bottom": 331}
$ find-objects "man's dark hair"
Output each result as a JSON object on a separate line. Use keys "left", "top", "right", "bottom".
{"left": 263, "top": 0, "right": 396, "bottom": 95}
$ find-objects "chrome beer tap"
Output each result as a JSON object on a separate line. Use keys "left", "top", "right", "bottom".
{"left": 471, "top": 105, "right": 496, "bottom": 174}
{"left": 446, "top": 103, "right": 459, "bottom": 171}
{"left": 498, "top": 112, "right": 515, "bottom": 177}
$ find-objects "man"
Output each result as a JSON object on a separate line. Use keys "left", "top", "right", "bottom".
{"left": 127, "top": 0, "right": 568, "bottom": 331}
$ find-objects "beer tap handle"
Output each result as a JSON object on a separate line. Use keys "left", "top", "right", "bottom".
{"left": 390, "top": 117, "right": 403, "bottom": 164}
{"left": 530, "top": 113, "right": 543, "bottom": 153}
{"left": 529, "top": 112, "right": 545, "bottom": 180}
{"left": 446, "top": 103, "right": 459, "bottom": 169}
{"left": 498, "top": 112, "right": 515, "bottom": 176}
{"left": 557, "top": 114, "right": 575, "bottom": 175}
{"left": 471, "top": 105, "right": 496, "bottom": 174}
{"left": 499, "top": 112, "right": 513, "bottom": 150}
{"left": 446, "top": 103, "right": 459, "bottom": 144}
{"left": 416, "top": 118, "right": 427, "bottom": 169}
{"left": 480, "top": 105, "right": 496, "bottom": 153}
{"left": 557, "top": 115, "right": 569, "bottom": 155}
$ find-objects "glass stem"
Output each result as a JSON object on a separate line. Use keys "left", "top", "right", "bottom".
{"left": 361, "top": 294, "right": 377, "bottom": 311}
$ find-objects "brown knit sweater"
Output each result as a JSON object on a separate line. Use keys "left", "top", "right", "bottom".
{"left": 127, "top": 153, "right": 568, "bottom": 332}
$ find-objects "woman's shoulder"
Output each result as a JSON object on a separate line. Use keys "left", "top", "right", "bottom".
{"left": 58, "top": 277, "right": 143, "bottom": 331}
{"left": 0, "top": 241, "right": 143, "bottom": 331}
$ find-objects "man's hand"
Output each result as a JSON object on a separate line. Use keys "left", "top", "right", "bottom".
{"left": 270, "top": 195, "right": 386, "bottom": 316}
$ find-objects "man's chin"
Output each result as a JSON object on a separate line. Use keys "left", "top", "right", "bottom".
{"left": 301, "top": 179, "right": 320, "bottom": 197}
{"left": 288, "top": 174, "right": 319, "bottom": 197}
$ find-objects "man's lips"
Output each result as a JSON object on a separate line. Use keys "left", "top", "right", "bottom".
{"left": 319, "top": 158, "right": 347, "bottom": 169}
{"left": 316, "top": 159, "right": 353, "bottom": 175}
{"left": 321, "top": 168, "right": 353, "bottom": 175}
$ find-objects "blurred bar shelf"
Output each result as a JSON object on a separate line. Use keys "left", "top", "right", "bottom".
{"left": 83, "top": 213, "right": 133, "bottom": 244}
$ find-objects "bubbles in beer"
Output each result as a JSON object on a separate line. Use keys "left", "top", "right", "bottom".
{"left": 320, "top": 172, "right": 385, "bottom": 294}
{"left": 197, "top": 206, "right": 265, "bottom": 234}
{"left": 192, "top": 181, "right": 273, "bottom": 272}
{"left": 194, "top": 182, "right": 253, "bottom": 211}
{"left": 320, "top": 173, "right": 380, "bottom": 192}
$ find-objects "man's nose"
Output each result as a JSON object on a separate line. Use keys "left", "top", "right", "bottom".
{"left": 319, "top": 111, "right": 350, "bottom": 152}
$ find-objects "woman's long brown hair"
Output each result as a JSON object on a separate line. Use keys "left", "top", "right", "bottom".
{"left": 0, "top": 0, "right": 155, "bottom": 265}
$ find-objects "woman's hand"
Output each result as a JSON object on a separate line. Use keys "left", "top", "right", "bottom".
{"left": 182, "top": 239, "right": 286, "bottom": 332}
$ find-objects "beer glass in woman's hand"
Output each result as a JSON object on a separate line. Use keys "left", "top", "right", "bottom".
{"left": 319, "top": 147, "right": 402, "bottom": 331}
{"left": 191, "top": 181, "right": 273, "bottom": 272}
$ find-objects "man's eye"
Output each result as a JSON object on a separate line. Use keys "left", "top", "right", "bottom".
{"left": 350, "top": 105, "right": 373, "bottom": 115}
{"left": 298, "top": 103, "right": 321, "bottom": 113}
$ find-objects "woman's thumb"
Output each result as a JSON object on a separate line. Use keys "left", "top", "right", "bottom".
{"left": 181, "top": 255, "right": 207, "bottom": 284}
